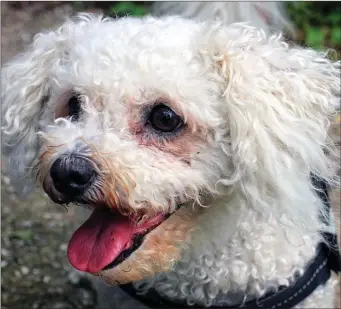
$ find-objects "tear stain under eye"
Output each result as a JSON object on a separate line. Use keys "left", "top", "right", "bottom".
{"left": 127, "top": 97, "right": 208, "bottom": 165}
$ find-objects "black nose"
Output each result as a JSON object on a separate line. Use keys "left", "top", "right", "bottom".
{"left": 50, "top": 155, "right": 95, "bottom": 198}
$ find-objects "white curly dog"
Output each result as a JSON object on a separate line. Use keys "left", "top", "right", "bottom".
{"left": 2, "top": 13, "right": 340, "bottom": 309}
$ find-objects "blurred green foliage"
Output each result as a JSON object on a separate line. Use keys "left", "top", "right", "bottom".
{"left": 286, "top": 2, "right": 340, "bottom": 58}
{"left": 108, "top": 2, "right": 148, "bottom": 17}
{"left": 73, "top": 1, "right": 340, "bottom": 58}
{"left": 73, "top": 1, "right": 150, "bottom": 18}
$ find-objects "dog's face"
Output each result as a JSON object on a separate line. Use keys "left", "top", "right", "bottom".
{"left": 36, "top": 16, "right": 230, "bottom": 282}
{"left": 3, "top": 15, "right": 229, "bottom": 283}
{"left": 2, "top": 15, "right": 339, "bottom": 285}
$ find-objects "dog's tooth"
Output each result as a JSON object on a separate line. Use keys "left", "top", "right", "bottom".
{"left": 137, "top": 214, "right": 148, "bottom": 226}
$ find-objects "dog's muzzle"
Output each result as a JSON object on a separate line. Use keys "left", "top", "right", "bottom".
{"left": 50, "top": 153, "right": 96, "bottom": 199}
{"left": 41, "top": 149, "right": 201, "bottom": 278}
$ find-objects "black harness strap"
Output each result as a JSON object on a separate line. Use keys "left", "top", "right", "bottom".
{"left": 312, "top": 176, "right": 341, "bottom": 275}
{"left": 120, "top": 176, "right": 341, "bottom": 309}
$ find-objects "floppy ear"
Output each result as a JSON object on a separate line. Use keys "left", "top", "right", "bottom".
{"left": 204, "top": 23, "right": 340, "bottom": 220}
{"left": 1, "top": 30, "right": 61, "bottom": 197}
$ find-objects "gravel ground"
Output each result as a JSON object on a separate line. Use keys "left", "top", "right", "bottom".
{"left": 1, "top": 2, "right": 340, "bottom": 308}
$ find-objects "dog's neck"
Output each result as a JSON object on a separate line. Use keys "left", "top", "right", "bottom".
{"left": 134, "top": 189, "right": 323, "bottom": 306}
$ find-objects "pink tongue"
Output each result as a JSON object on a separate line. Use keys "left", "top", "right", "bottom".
{"left": 67, "top": 209, "right": 134, "bottom": 273}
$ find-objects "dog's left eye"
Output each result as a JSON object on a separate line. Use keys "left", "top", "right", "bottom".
{"left": 54, "top": 92, "right": 82, "bottom": 121}
{"left": 67, "top": 95, "right": 82, "bottom": 121}
{"left": 148, "top": 104, "right": 183, "bottom": 132}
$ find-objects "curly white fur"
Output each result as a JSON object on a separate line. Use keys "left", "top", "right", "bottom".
{"left": 1, "top": 14, "right": 340, "bottom": 307}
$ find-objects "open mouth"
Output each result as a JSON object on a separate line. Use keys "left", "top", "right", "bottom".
{"left": 66, "top": 206, "right": 171, "bottom": 274}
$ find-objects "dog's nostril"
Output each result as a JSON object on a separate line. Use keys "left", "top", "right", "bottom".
{"left": 50, "top": 155, "right": 95, "bottom": 198}
{"left": 68, "top": 168, "right": 93, "bottom": 186}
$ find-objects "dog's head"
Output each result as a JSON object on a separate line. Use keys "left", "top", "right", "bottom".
{"left": 2, "top": 14, "right": 339, "bottom": 284}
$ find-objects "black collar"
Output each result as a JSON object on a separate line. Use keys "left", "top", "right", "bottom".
{"left": 120, "top": 176, "right": 341, "bottom": 309}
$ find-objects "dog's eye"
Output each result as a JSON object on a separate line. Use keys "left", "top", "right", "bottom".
{"left": 54, "top": 92, "right": 83, "bottom": 121}
{"left": 67, "top": 95, "right": 82, "bottom": 121}
{"left": 148, "top": 104, "right": 183, "bottom": 132}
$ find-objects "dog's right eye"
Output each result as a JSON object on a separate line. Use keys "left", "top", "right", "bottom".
{"left": 67, "top": 95, "right": 82, "bottom": 121}
{"left": 54, "top": 93, "right": 82, "bottom": 121}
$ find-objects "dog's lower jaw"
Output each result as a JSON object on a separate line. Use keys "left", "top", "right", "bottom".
{"left": 99, "top": 204, "right": 204, "bottom": 285}
{"left": 131, "top": 192, "right": 329, "bottom": 307}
